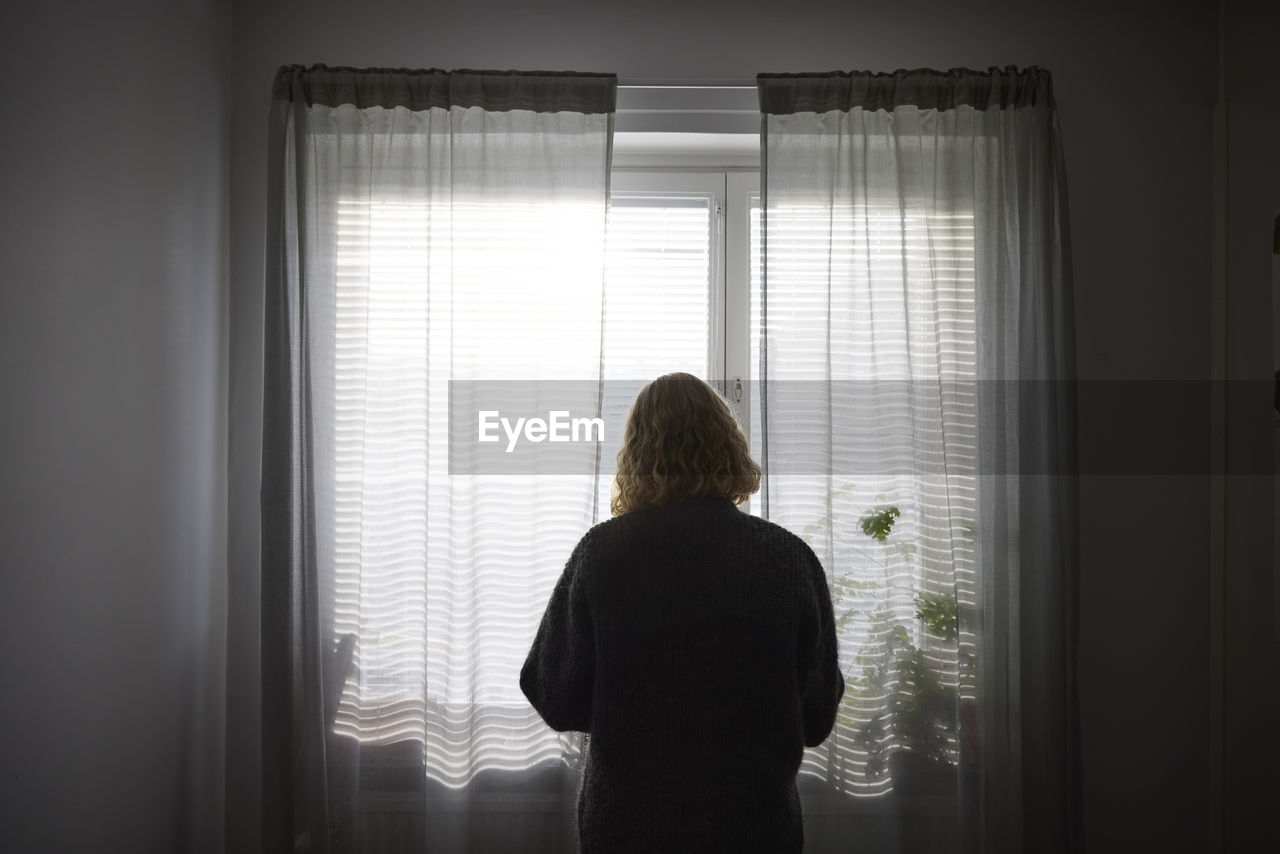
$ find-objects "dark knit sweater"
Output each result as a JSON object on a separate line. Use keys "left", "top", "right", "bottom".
{"left": 520, "top": 494, "right": 845, "bottom": 853}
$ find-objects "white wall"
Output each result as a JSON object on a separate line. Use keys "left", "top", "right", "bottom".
{"left": 0, "top": 1, "right": 229, "bottom": 852}
{"left": 226, "top": 1, "right": 1227, "bottom": 851}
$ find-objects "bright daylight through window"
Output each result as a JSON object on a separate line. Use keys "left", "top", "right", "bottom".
{"left": 329, "top": 158, "right": 978, "bottom": 796}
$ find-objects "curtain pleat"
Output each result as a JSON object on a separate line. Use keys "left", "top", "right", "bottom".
{"left": 273, "top": 64, "right": 617, "bottom": 113}
{"left": 757, "top": 65, "right": 1079, "bottom": 853}
{"left": 261, "top": 65, "right": 616, "bottom": 854}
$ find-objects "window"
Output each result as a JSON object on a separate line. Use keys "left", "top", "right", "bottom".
{"left": 326, "top": 165, "right": 755, "bottom": 778}
{"left": 329, "top": 147, "right": 978, "bottom": 797}
{"left": 756, "top": 196, "right": 978, "bottom": 794}
{"left": 329, "top": 192, "right": 612, "bottom": 754}
{"left": 600, "top": 169, "right": 760, "bottom": 510}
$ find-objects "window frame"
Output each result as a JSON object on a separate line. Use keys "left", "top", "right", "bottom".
{"left": 608, "top": 166, "right": 761, "bottom": 442}
{"left": 325, "top": 135, "right": 981, "bottom": 808}
{"left": 607, "top": 170, "right": 727, "bottom": 385}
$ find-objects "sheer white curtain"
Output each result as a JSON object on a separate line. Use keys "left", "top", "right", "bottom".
{"left": 261, "top": 65, "right": 616, "bottom": 853}
{"left": 757, "top": 67, "right": 1079, "bottom": 853}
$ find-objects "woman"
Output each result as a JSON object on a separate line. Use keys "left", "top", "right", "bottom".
{"left": 520, "top": 372, "right": 845, "bottom": 853}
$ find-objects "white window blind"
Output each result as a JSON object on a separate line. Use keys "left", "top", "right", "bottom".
{"left": 328, "top": 195, "right": 609, "bottom": 777}
{"left": 599, "top": 192, "right": 714, "bottom": 510}
{"left": 326, "top": 176, "right": 979, "bottom": 799}
{"left": 753, "top": 199, "right": 978, "bottom": 795}
{"left": 330, "top": 191, "right": 716, "bottom": 763}
{"left": 604, "top": 196, "right": 711, "bottom": 379}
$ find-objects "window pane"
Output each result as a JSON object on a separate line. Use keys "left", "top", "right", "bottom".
{"left": 752, "top": 194, "right": 978, "bottom": 794}
{"left": 331, "top": 196, "right": 610, "bottom": 748}
{"left": 332, "top": 192, "right": 716, "bottom": 740}
{"left": 604, "top": 196, "right": 711, "bottom": 381}
{"left": 600, "top": 194, "right": 713, "bottom": 513}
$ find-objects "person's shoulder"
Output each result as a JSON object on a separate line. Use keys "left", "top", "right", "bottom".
{"left": 582, "top": 510, "right": 640, "bottom": 541}
{"left": 740, "top": 511, "right": 818, "bottom": 556}
{"left": 567, "top": 512, "right": 638, "bottom": 560}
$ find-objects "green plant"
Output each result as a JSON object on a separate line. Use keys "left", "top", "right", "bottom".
{"left": 915, "top": 592, "right": 958, "bottom": 642}
{"left": 848, "top": 600, "right": 957, "bottom": 776}
{"left": 818, "top": 499, "right": 966, "bottom": 782}
{"left": 858, "top": 505, "right": 901, "bottom": 541}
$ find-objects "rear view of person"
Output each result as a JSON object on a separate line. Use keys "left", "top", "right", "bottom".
{"left": 520, "top": 372, "right": 845, "bottom": 853}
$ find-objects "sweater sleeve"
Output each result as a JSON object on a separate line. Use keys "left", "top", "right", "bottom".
{"left": 520, "top": 536, "right": 595, "bottom": 733}
{"left": 797, "top": 548, "right": 845, "bottom": 747}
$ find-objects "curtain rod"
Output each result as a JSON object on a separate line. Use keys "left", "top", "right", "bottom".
{"left": 618, "top": 79, "right": 756, "bottom": 89}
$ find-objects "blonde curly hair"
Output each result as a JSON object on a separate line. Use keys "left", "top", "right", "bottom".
{"left": 610, "top": 372, "right": 761, "bottom": 516}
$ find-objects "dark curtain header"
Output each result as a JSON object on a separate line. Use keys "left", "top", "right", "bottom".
{"left": 757, "top": 65, "right": 1055, "bottom": 114}
{"left": 273, "top": 64, "right": 617, "bottom": 114}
